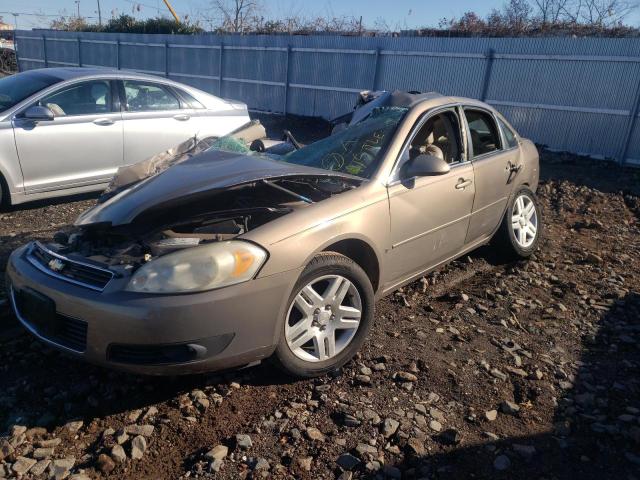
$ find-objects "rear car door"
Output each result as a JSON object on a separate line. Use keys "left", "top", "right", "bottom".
{"left": 386, "top": 107, "right": 475, "bottom": 283}
{"left": 463, "top": 107, "right": 520, "bottom": 243}
{"left": 12, "top": 79, "right": 123, "bottom": 194}
{"left": 120, "top": 79, "right": 196, "bottom": 165}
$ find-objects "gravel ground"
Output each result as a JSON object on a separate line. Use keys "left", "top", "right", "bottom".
{"left": 0, "top": 115, "right": 639, "bottom": 480}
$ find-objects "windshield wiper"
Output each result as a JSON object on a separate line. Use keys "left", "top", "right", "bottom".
{"left": 262, "top": 179, "right": 314, "bottom": 204}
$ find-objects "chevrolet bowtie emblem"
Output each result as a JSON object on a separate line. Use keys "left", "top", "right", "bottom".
{"left": 48, "top": 258, "right": 65, "bottom": 272}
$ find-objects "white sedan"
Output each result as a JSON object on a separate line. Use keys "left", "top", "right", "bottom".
{"left": 0, "top": 67, "right": 250, "bottom": 207}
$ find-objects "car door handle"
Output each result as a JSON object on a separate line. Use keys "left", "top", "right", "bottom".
{"left": 93, "top": 118, "right": 114, "bottom": 126}
{"left": 173, "top": 114, "right": 190, "bottom": 121}
{"left": 507, "top": 161, "right": 522, "bottom": 174}
{"left": 455, "top": 178, "right": 473, "bottom": 190}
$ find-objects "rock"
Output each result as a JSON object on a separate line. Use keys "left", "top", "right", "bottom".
{"left": 143, "top": 406, "right": 159, "bottom": 419}
{"left": 429, "top": 420, "right": 442, "bottom": 432}
{"left": 209, "top": 459, "right": 224, "bottom": 473}
{"left": 490, "top": 368, "right": 508, "bottom": 381}
{"left": 204, "top": 445, "right": 228, "bottom": 462}
{"left": 396, "top": 371, "right": 418, "bottom": 382}
{"left": 485, "top": 410, "right": 498, "bottom": 421}
{"left": 381, "top": 417, "right": 400, "bottom": 438}
{"left": 500, "top": 400, "right": 521, "bottom": 414}
{"left": 69, "top": 475, "right": 91, "bottom": 480}
{"left": 437, "top": 428, "right": 462, "bottom": 445}
{"left": 124, "top": 424, "right": 154, "bottom": 437}
{"left": 0, "top": 441, "right": 14, "bottom": 462}
{"left": 235, "top": 434, "right": 252, "bottom": 450}
{"left": 296, "top": 456, "right": 313, "bottom": 471}
{"left": 585, "top": 253, "right": 603, "bottom": 264}
{"left": 115, "top": 430, "right": 129, "bottom": 445}
{"left": 429, "top": 407, "right": 445, "bottom": 422}
{"left": 38, "top": 438, "right": 62, "bottom": 448}
{"left": 30, "top": 459, "right": 51, "bottom": 476}
{"left": 12, "top": 457, "right": 37, "bottom": 475}
{"left": 355, "top": 374, "right": 371, "bottom": 385}
{"left": 253, "top": 458, "right": 270, "bottom": 470}
{"left": 406, "top": 437, "right": 426, "bottom": 456}
{"left": 33, "top": 447, "right": 54, "bottom": 459}
{"left": 50, "top": 457, "right": 75, "bottom": 480}
{"left": 64, "top": 420, "right": 83, "bottom": 433}
{"left": 111, "top": 444, "right": 127, "bottom": 464}
{"left": 10, "top": 426, "right": 27, "bottom": 437}
{"left": 494, "top": 454, "right": 511, "bottom": 471}
{"left": 130, "top": 435, "right": 147, "bottom": 460}
{"left": 305, "top": 427, "right": 325, "bottom": 442}
{"left": 97, "top": 454, "right": 116, "bottom": 474}
{"left": 336, "top": 453, "right": 360, "bottom": 471}
{"left": 355, "top": 443, "right": 377, "bottom": 456}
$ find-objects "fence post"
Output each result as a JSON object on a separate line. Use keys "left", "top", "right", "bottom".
{"left": 619, "top": 70, "right": 640, "bottom": 166}
{"left": 42, "top": 34, "right": 47, "bottom": 67}
{"left": 116, "top": 39, "right": 120, "bottom": 69}
{"left": 164, "top": 40, "right": 170, "bottom": 77}
{"left": 372, "top": 47, "right": 381, "bottom": 91}
{"left": 283, "top": 45, "right": 291, "bottom": 115}
{"left": 77, "top": 36, "right": 82, "bottom": 67}
{"left": 480, "top": 48, "right": 495, "bottom": 101}
{"left": 218, "top": 41, "right": 224, "bottom": 97}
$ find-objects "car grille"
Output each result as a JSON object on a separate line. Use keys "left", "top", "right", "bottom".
{"left": 12, "top": 288, "right": 88, "bottom": 353}
{"left": 28, "top": 242, "right": 113, "bottom": 291}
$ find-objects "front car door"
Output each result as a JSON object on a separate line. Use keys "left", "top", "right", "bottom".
{"left": 386, "top": 106, "right": 476, "bottom": 284}
{"left": 12, "top": 79, "right": 123, "bottom": 194}
{"left": 463, "top": 107, "right": 521, "bottom": 243}
{"left": 120, "top": 79, "right": 196, "bottom": 165}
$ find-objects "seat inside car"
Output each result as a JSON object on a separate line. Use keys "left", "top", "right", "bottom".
{"left": 409, "top": 113, "right": 460, "bottom": 164}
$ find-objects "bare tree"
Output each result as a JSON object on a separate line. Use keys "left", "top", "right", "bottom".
{"left": 211, "top": 0, "right": 261, "bottom": 33}
{"left": 532, "top": 0, "right": 573, "bottom": 24}
{"left": 579, "top": 0, "right": 637, "bottom": 26}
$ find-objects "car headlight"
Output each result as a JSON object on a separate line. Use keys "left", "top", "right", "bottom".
{"left": 126, "top": 241, "right": 267, "bottom": 294}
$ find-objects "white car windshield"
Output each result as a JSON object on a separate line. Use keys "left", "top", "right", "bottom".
{"left": 0, "top": 71, "right": 62, "bottom": 113}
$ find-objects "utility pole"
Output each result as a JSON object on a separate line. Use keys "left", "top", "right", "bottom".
{"left": 96, "top": 0, "right": 102, "bottom": 25}
{"left": 11, "top": 12, "right": 18, "bottom": 30}
{"left": 75, "top": 0, "right": 81, "bottom": 18}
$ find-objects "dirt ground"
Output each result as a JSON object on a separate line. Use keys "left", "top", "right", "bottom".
{"left": 0, "top": 115, "right": 639, "bottom": 480}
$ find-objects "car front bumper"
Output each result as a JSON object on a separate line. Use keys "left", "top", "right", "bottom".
{"left": 6, "top": 244, "right": 301, "bottom": 375}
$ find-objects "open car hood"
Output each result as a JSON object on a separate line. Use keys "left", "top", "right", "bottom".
{"left": 76, "top": 149, "right": 361, "bottom": 227}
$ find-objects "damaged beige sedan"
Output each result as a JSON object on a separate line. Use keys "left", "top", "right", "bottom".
{"left": 6, "top": 91, "right": 541, "bottom": 377}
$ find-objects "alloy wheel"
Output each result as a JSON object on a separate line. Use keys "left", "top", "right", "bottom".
{"left": 285, "top": 275, "right": 362, "bottom": 362}
{"left": 511, "top": 193, "right": 538, "bottom": 248}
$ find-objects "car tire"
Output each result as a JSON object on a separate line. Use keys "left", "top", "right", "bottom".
{"left": 273, "top": 252, "right": 375, "bottom": 378}
{"left": 494, "top": 186, "right": 542, "bottom": 260}
{"left": 0, "top": 174, "right": 8, "bottom": 211}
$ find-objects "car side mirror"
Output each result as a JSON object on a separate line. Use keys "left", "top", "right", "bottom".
{"left": 401, "top": 154, "right": 450, "bottom": 179}
{"left": 23, "top": 105, "right": 55, "bottom": 121}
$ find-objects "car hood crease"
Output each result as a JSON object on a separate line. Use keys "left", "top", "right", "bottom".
{"left": 75, "top": 150, "right": 362, "bottom": 227}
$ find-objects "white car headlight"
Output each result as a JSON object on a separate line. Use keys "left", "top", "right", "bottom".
{"left": 126, "top": 241, "right": 267, "bottom": 294}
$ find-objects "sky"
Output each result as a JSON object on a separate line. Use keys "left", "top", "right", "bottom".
{"left": 2, "top": 0, "right": 640, "bottom": 30}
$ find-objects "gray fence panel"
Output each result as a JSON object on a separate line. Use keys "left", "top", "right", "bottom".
{"left": 14, "top": 30, "right": 640, "bottom": 165}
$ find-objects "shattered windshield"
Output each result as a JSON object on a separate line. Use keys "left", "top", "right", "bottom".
{"left": 207, "top": 107, "right": 407, "bottom": 179}
{"left": 282, "top": 107, "right": 407, "bottom": 178}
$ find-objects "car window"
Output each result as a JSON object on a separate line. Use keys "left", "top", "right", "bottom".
{"left": 498, "top": 117, "right": 518, "bottom": 149}
{"left": 399, "top": 110, "right": 463, "bottom": 167}
{"left": 0, "top": 71, "right": 62, "bottom": 114}
{"left": 39, "top": 80, "right": 112, "bottom": 117}
{"left": 123, "top": 81, "right": 180, "bottom": 112}
{"left": 464, "top": 109, "right": 501, "bottom": 157}
{"left": 282, "top": 106, "right": 408, "bottom": 178}
{"left": 177, "top": 89, "right": 205, "bottom": 109}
